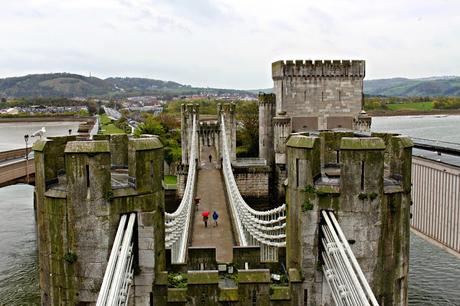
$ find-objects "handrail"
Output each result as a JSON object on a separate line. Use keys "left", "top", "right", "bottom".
{"left": 321, "top": 210, "right": 379, "bottom": 306}
{"left": 97, "top": 213, "right": 136, "bottom": 306}
{"left": 164, "top": 113, "right": 198, "bottom": 263}
{"left": 220, "top": 113, "right": 286, "bottom": 260}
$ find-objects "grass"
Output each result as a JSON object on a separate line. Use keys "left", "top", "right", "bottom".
{"left": 99, "top": 114, "right": 125, "bottom": 135}
{"left": 164, "top": 175, "right": 177, "bottom": 185}
{"left": 387, "top": 101, "right": 434, "bottom": 111}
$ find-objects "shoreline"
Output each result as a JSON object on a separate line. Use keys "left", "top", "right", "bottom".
{"left": 368, "top": 109, "right": 460, "bottom": 117}
{"left": 0, "top": 116, "right": 90, "bottom": 123}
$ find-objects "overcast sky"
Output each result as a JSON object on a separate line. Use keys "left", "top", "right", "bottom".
{"left": 1, "top": 0, "right": 459, "bottom": 88}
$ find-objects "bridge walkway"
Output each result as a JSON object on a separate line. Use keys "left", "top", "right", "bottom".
{"left": 190, "top": 145, "right": 234, "bottom": 263}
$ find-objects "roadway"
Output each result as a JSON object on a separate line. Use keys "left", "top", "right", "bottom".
{"left": 190, "top": 145, "right": 234, "bottom": 262}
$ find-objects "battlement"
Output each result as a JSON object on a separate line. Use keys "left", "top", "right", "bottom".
{"left": 272, "top": 59, "right": 365, "bottom": 79}
{"left": 258, "top": 93, "right": 276, "bottom": 105}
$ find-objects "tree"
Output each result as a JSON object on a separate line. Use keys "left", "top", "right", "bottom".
{"left": 236, "top": 101, "right": 259, "bottom": 157}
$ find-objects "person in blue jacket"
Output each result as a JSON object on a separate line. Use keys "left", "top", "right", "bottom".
{"left": 212, "top": 211, "right": 219, "bottom": 227}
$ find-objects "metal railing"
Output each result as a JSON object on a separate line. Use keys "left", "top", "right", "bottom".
{"left": 97, "top": 213, "right": 136, "bottom": 306}
{"left": 220, "top": 114, "right": 286, "bottom": 261}
{"left": 164, "top": 114, "right": 198, "bottom": 263}
{"left": 321, "top": 210, "right": 378, "bottom": 306}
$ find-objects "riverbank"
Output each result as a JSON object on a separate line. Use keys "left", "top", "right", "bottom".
{"left": 368, "top": 109, "right": 460, "bottom": 117}
{"left": 0, "top": 115, "right": 90, "bottom": 123}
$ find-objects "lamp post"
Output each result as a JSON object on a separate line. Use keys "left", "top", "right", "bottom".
{"left": 24, "top": 134, "right": 29, "bottom": 184}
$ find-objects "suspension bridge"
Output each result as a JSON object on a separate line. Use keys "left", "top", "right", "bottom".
{"left": 96, "top": 111, "right": 379, "bottom": 305}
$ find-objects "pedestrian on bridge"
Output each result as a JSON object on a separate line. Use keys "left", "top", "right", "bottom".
{"left": 202, "top": 211, "right": 209, "bottom": 228}
{"left": 212, "top": 211, "right": 219, "bottom": 227}
{"left": 209, "top": 154, "right": 212, "bottom": 163}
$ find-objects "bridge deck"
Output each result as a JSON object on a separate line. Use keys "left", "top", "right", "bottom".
{"left": 190, "top": 146, "right": 234, "bottom": 263}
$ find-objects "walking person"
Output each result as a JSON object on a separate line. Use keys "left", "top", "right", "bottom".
{"left": 212, "top": 211, "right": 219, "bottom": 227}
{"left": 209, "top": 154, "right": 212, "bottom": 163}
{"left": 202, "top": 211, "right": 209, "bottom": 228}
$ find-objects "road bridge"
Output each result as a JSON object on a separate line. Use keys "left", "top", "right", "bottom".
{"left": 0, "top": 148, "right": 35, "bottom": 187}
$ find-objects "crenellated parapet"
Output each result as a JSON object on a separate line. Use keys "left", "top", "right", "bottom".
{"left": 272, "top": 59, "right": 365, "bottom": 80}
{"left": 258, "top": 92, "right": 276, "bottom": 105}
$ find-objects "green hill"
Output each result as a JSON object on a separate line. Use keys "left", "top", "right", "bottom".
{"left": 364, "top": 77, "right": 460, "bottom": 96}
{"left": 0, "top": 73, "right": 254, "bottom": 99}
{"left": 2, "top": 73, "right": 460, "bottom": 98}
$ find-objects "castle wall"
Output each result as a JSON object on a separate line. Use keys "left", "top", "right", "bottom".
{"left": 232, "top": 165, "right": 270, "bottom": 201}
{"left": 286, "top": 132, "right": 411, "bottom": 306}
{"left": 33, "top": 136, "right": 166, "bottom": 305}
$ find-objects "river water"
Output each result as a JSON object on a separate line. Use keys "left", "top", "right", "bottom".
{"left": 0, "top": 117, "right": 459, "bottom": 305}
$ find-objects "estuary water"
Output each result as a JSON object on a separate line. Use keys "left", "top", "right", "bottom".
{"left": 0, "top": 116, "right": 459, "bottom": 305}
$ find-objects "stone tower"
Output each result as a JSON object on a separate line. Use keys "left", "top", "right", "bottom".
{"left": 218, "top": 102, "right": 237, "bottom": 161}
{"left": 272, "top": 60, "right": 368, "bottom": 132}
{"left": 33, "top": 135, "right": 166, "bottom": 305}
{"left": 181, "top": 103, "right": 200, "bottom": 165}
{"left": 260, "top": 59, "right": 372, "bottom": 201}
{"left": 258, "top": 93, "right": 276, "bottom": 166}
{"left": 286, "top": 132, "right": 412, "bottom": 305}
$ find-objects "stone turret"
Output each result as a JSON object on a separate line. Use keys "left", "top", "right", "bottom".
{"left": 33, "top": 135, "right": 166, "bottom": 305}
{"left": 286, "top": 132, "right": 412, "bottom": 305}
{"left": 258, "top": 93, "right": 276, "bottom": 165}
{"left": 181, "top": 103, "right": 200, "bottom": 165}
{"left": 219, "top": 102, "right": 237, "bottom": 161}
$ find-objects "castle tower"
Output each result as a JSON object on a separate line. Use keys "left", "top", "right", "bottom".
{"left": 272, "top": 60, "right": 367, "bottom": 132}
{"left": 33, "top": 135, "right": 166, "bottom": 305}
{"left": 285, "top": 132, "right": 412, "bottom": 305}
{"left": 258, "top": 93, "right": 276, "bottom": 165}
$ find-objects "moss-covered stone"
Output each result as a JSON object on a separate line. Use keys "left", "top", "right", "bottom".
{"left": 130, "top": 136, "right": 163, "bottom": 151}
{"left": 167, "top": 288, "right": 188, "bottom": 302}
{"left": 155, "top": 271, "right": 168, "bottom": 285}
{"left": 270, "top": 286, "right": 291, "bottom": 300}
{"left": 218, "top": 288, "right": 239, "bottom": 302}
{"left": 64, "top": 140, "right": 110, "bottom": 153}
{"left": 286, "top": 135, "right": 317, "bottom": 148}
{"left": 340, "top": 137, "right": 386, "bottom": 150}
{"left": 238, "top": 269, "right": 271, "bottom": 283}
{"left": 187, "top": 271, "right": 219, "bottom": 285}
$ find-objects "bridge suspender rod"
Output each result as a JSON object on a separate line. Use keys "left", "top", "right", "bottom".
{"left": 106, "top": 213, "right": 136, "bottom": 306}
{"left": 96, "top": 215, "right": 128, "bottom": 306}
{"left": 164, "top": 113, "right": 198, "bottom": 263}
{"left": 328, "top": 212, "right": 379, "bottom": 306}
{"left": 220, "top": 113, "right": 286, "bottom": 261}
{"left": 321, "top": 210, "right": 379, "bottom": 306}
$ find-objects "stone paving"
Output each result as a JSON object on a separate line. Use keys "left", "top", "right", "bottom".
{"left": 190, "top": 145, "right": 234, "bottom": 263}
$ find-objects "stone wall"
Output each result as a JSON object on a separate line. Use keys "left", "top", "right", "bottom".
{"left": 232, "top": 164, "right": 270, "bottom": 201}
{"left": 33, "top": 135, "right": 166, "bottom": 305}
{"left": 272, "top": 60, "right": 365, "bottom": 131}
{"left": 286, "top": 132, "right": 412, "bottom": 306}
